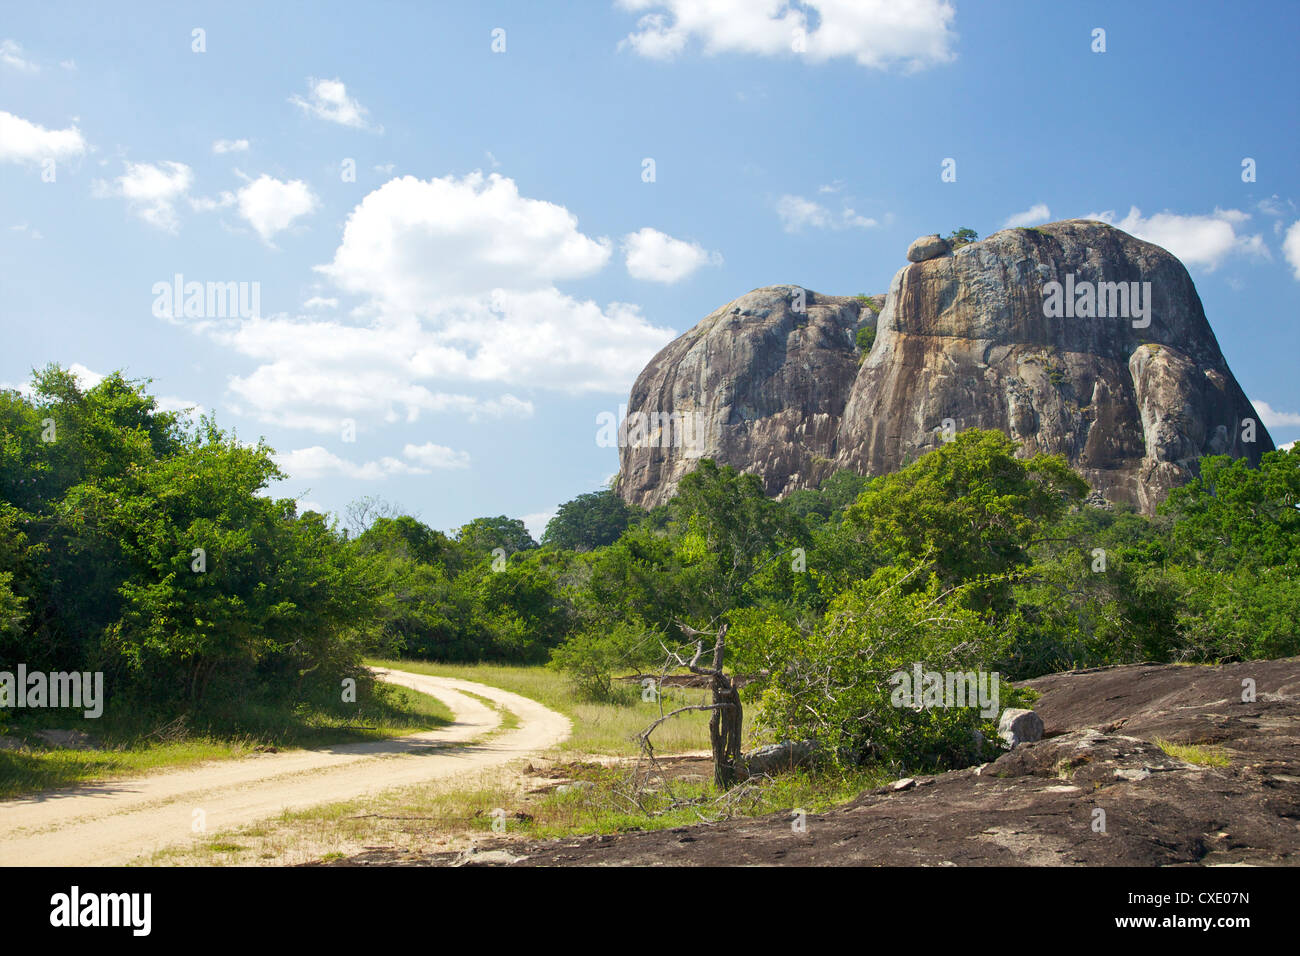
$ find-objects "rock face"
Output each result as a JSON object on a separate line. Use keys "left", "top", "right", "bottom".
{"left": 618, "top": 221, "right": 1272, "bottom": 514}
{"left": 616, "top": 285, "right": 870, "bottom": 507}
{"left": 906, "top": 233, "right": 951, "bottom": 262}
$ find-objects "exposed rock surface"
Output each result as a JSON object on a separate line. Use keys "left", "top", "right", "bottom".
{"left": 743, "top": 739, "right": 819, "bottom": 776}
{"left": 618, "top": 221, "right": 1272, "bottom": 514}
{"left": 906, "top": 233, "right": 951, "bottom": 262}
{"left": 389, "top": 657, "right": 1300, "bottom": 867}
{"left": 997, "top": 708, "right": 1044, "bottom": 749}
{"left": 616, "top": 286, "right": 871, "bottom": 506}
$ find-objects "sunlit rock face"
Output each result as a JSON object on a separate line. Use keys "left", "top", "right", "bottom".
{"left": 616, "top": 286, "right": 871, "bottom": 509}
{"left": 619, "top": 222, "right": 1272, "bottom": 514}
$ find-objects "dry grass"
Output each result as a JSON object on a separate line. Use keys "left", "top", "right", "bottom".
{"left": 368, "top": 658, "right": 759, "bottom": 756}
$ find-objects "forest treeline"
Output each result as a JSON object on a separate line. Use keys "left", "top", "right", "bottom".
{"left": 3, "top": 366, "right": 1297, "bottom": 766}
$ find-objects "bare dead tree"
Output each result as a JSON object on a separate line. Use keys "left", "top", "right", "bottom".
{"left": 344, "top": 495, "right": 405, "bottom": 537}
{"left": 637, "top": 621, "right": 744, "bottom": 790}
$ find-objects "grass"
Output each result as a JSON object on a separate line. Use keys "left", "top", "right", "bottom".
{"left": 0, "top": 681, "right": 454, "bottom": 799}
{"left": 1154, "top": 737, "right": 1231, "bottom": 767}
{"left": 458, "top": 689, "right": 520, "bottom": 735}
{"left": 145, "top": 757, "right": 891, "bottom": 866}
{"left": 368, "top": 658, "right": 753, "bottom": 755}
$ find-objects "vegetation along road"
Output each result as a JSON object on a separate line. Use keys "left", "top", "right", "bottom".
{"left": 0, "top": 668, "right": 570, "bottom": 866}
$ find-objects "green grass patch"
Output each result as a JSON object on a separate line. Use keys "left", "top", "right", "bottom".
{"left": 1154, "top": 737, "right": 1230, "bottom": 767}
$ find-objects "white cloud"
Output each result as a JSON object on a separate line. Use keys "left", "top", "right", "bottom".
{"left": 189, "top": 190, "right": 236, "bottom": 213}
{"left": 93, "top": 160, "right": 194, "bottom": 231}
{"left": 1086, "top": 206, "right": 1267, "bottom": 271}
{"left": 1252, "top": 400, "right": 1300, "bottom": 429}
{"left": 1257, "top": 195, "right": 1294, "bottom": 218}
{"left": 302, "top": 296, "right": 338, "bottom": 310}
{"left": 236, "top": 174, "right": 319, "bottom": 243}
{"left": 1, "top": 39, "right": 38, "bottom": 72}
{"left": 290, "top": 77, "right": 381, "bottom": 131}
{"left": 520, "top": 510, "right": 556, "bottom": 540}
{"left": 1279, "top": 440, "right": 1297, "bottom": 452}
{"left": 776, "top": 194, "right": 877, "bottom": 232}
{"left": 1282, "top": 221, "right": 1300, "bottom": 281}
{"left": 59, "top": 59, "right": 75, "bottom": 71}
{"left": 9, "top": 223, "right": 43, "bottom": 240}
{"left": 68, "top": 363, "right": 104, "bottom": 388}
{"left": 212, "top": 138, "right": 249, "bottom": 154}
{"left": 403, "top": 442, "right": 471, "bottom": 470}
{"left": 210, "top": 315, "right": 541, "bottom": 431}
{"left": 623, "top": 227, "right": 720, "bottom": 282}
{"left": 617, "top": 0, "right": 958, "bottom": 71}
{"left": 189, "top": 173, "right": 674, "bottom": 436}
{"left": 1002, "top": 203, "right": 1051, "bottom": 229}
{"left": 317, "top": 173, "right": 612, "bottom": 308}
{"left": 274, "top": 446, "right": 432, "bottom": 481}
{"left": 0, "top": 110, "right": 86, "bottom": 164}
{"left": 155, "top": 395, "right": 207, "bottom": 418}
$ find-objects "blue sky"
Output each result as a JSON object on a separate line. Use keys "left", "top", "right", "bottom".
{"left": 3, "top": 0, "right": 1299, "bottom": 537}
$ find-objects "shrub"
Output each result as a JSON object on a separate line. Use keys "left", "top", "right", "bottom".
{"left": 751, "top": 568, "right": 1033, "bottom": 772}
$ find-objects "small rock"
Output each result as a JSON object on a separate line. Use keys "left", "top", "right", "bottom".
{"left": 1114, "top": 768, "right": 1151, "bottom": 782}
{"left": 998, "top": 709, "right": 1044, "bottom": 749}
{"left": 556, "top": 781, "right": 593, "bottom": 794}
{"left": 743, "top": 739, "right": 818, "bottom": 776}
{"left": 892, "top": 777, "right": 917, "bottom": 791}
{"left": 906, "top": 234, "right": 952, "bottom": 263}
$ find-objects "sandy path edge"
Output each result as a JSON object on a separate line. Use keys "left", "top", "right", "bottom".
{"left": 0, "top": 668, "right": 571, "bottom": 866}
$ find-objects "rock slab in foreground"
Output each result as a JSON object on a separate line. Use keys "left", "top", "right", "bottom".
{"left": 396, "top": 657, "right": 1300, "bottom": 867}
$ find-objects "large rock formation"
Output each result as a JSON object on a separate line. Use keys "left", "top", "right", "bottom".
{"left": 617, "top": 221, "right": 1272, "bottom": 513}
{"left": 615, "top": 286, "right": 872, "bottom": 507}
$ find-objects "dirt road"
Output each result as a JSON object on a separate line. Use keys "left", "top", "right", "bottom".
{"left": 0, "top": 668, "right": 570, "bottom": 866}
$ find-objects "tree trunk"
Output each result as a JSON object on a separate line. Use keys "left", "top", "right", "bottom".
{"left": 709, "top": 625, "right": 743, "bottom": 789}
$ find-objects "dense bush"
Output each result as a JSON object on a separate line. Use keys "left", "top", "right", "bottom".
{"left": 5, "top": 364, "right": 1296, "bottom": 769}
{"left": 0, "top": 366, "right": 376, "bottom": 718}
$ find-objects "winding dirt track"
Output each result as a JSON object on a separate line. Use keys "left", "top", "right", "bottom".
{"left": 0, "top": 668, "right": 570, "bottom": 866}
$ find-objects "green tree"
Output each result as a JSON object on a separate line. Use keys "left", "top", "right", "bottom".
{"left": 945, "top": 227, "right": 978, "bottom": 249}
{"left": 670, "top": 459, "right": 808, "bottom": 620}
{"left": 541, "top": 490, "right": 636, "bottom": 551}
{"left": 1161, "top": 446, "right": 1300, "bottom": 572}
{"left": 842, "top": 430, "right": 1087, "bottom": 606}
{"left": 456, "top": 515, "right": 537, "bottom": 562}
